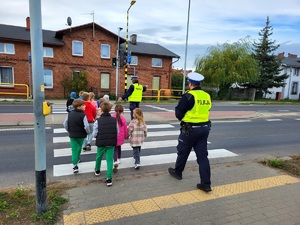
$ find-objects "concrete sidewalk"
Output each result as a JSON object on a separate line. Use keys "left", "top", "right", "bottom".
{"left": 60, "top": 160, "right": 300, "bottom": 225}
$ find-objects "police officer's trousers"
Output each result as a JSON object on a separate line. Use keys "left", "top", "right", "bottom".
{"left": 175, "top": 125, "right": 211, "bottom": 185}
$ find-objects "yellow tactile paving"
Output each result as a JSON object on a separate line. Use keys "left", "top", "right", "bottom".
{"left": 109, "top": 202, "right": 138, "bottom": 219}
{"left": 131, "top": 198, "right": 161, "bottom": 214}
{"left": 63, "top": 175, "right": 300, "bottom": 225}
{"left": 172, "top": 191, "right": 200, "bottom": 205}
{"left": 152, "top": 195, "right": 180, "bottom": 209}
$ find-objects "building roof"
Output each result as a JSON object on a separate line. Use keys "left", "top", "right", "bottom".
{"left": 0, "top": 24, "right": 64, "bottom": 46}
{"left": 282, "top": 57, "right": 300, "bottom": 68}
{"left": 0, "top": 22, "right": 179, "bottom": 58}
{"left": 120, "top": 42, "right": 180, "bottom": 58}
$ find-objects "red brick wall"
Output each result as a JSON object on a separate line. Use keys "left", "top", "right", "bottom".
{"left": 1, "top": 27, "right": 173, "bottom": 99}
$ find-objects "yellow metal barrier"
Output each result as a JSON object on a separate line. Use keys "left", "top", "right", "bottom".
{"left": 0, "top": 83, "right": 29, "bottom": 100}
{"left": 142, "top": 88, "right": 183, "bottom": 102}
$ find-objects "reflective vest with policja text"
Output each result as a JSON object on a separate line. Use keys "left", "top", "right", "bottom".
{"left": 128, "top": 83, "right": 143, "bottom": 102}
{"left": 182, "top": 90, "right": 211, "bottom": 123}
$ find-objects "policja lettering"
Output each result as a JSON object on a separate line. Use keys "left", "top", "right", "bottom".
{"left": 197, "top": 99, "right": 211, "bottom": 105}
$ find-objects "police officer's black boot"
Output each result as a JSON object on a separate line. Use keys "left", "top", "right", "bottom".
{"left": 197, "top": 183, "right": 212, "bottom": 192}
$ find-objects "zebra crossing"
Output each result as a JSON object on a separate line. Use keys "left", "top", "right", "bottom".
{"left": 52, "top": 124, "right": 238, "bottom": 177}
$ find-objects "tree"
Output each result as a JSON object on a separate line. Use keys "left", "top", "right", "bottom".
{"left": 194, "top": 37, "right": 259, "bottom": 99}
{"left": 247, "top": 17, "right": 288, "bottom": 98}
{"left": 171, "top": 70, "right": 186, "bottom": 89}
{"left": 61, "top": 71, "right": 88, "bottom": 98}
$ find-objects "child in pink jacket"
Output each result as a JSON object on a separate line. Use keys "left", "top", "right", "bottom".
{"left": 112, "top": 104, "right": 128, "bottom": 172}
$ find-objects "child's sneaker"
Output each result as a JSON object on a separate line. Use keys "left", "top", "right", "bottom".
{"left": 73, "top": 166, "right": 79, "bottom": 174}
{"left": 106, "top": 178, "right": 113, "bottom": 186}
{"left": 94, "top": 170, "right": 100, "bottom": 176}
{"left": 113, "top": 162, "right": 118, "bottom": 173}
{"left": 82, "top": 147, "right": 87, "bottom": 152}
{"left": 134, "top": 164, "right": 140, "bottom": 170}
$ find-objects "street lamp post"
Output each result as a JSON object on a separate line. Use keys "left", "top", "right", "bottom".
{"left": 116, "top": 27, "right": 123, "bottom": 100}
{"left": 182, "top": 0, "right": 191, "bottom": 93}
{"left": 124, "top": 0, "right": 136, "bottom": 93}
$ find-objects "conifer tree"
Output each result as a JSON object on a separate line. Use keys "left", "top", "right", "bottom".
{"left": 250, "top": 17, "right": 288, "bottom": 98}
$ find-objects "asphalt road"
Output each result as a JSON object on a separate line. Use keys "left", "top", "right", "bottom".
{"left": 0, "top": 117, "right": 299, "bottom": 189}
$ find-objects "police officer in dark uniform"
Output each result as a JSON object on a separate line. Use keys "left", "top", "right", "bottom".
{"left": 118, "top": 75, "right": 147, "bottom": 120}
{"left": 168, "top": 72, "right": 212, "bottom": 192}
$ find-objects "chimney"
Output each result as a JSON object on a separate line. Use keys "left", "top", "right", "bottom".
{"left": 288, "top": 53, "right": 297, "bottom": 58}
{"left": 26, "top": 17, "right": 30, "bottom": 30}
{"left": 278, "top": 52, "right": 284, "bottom": 58}
{"left": 130, "top": 34, "right": 137, "bottom": 45}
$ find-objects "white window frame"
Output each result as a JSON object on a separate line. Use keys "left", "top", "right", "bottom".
{"left": 152, "top": 58, "right": 162, "bottom": 67}
{"left": 130, "top": 56, "right": 138, "bottom": 65}
{"left": 44, "top": 69, "right": 53, "bottom": 88}
{"left": 43, "top": 47, "right": 53, "bottom": 58}
{"left": 0, "top": 43, "right": 15, "bottom": 54}
{"left": 72, "top": 40, "right": 83, "bottom": 56}
{"left": 0, "top": 66, "right": 14, "bottom": 86}
{"left": 100, "top": 44, "right": 110, "bottom": 58}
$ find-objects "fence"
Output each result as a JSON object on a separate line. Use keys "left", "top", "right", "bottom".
{"left": 0, "top": 83, "right": 29, "bottom": 100}
{"left": 143, "top": 88, "right": 183, "bottom": 102}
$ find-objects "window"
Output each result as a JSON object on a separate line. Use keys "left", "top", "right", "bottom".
{"left": 291, "top": 82, "right": 298, "bottom": 95}
{"left": 101, "top": 44, "right": 110, "bottom": 58}
{"left": 152, "top": 77, "right": 160, "bottom": 90}
{"left": 0, "top": 43, "right": 15, "bottom": 54}
{"left": 0, "top": 67, "right": 14, "bottom": 85}
{"left": 72, "top": 70, "right": 80, "bottom": 78}
{"left": 130, "top": 56, "right": 138, "bottom": 65}
{"left": 44, "top": 69, "right": 53, "bottom": 88}
{"left": 43, "top": 47, "right": 53, "bottom": 58}
{"left": 72, "top": 41, "right": 83, "bottom": 56}
{"left": 294, "top": 68, "right": 299, "bottom": 77}
{"left": 152, "top": 58, "right": 162, "bottom": 67}
{"left": 100, "top": 73, "right": 110, "bottom": 89}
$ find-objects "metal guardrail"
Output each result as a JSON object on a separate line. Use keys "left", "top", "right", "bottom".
{"left": 143, "top": 88, "right": 183, "bottom": 102}
{"left": 0, "top": 83, "right": 29, "bottom": 100}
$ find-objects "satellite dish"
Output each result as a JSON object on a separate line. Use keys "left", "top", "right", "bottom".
{"left": 67, "top": 17, "right": 72, "bottom": 26}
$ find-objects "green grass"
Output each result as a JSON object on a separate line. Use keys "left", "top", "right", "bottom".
{"left": 0, "top": 185, "right": 68, "bottom": 225}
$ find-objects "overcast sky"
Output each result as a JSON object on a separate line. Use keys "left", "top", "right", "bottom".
{"left": 1, "top": 0, "right": 300, "bottom": 69}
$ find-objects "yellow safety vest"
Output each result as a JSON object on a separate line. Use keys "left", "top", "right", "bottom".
{"left": 182, "top": 90, "right": 211, "bottom": 123}
{"left": 128, "top": 83, "right": 143, "bottom": 102}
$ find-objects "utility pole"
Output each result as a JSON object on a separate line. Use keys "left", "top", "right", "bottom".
{"left": 115, "top": 27, "right": 123, "bottom": 100}
{"left": 29, "top": 0, "right": 47, "bottom": 214}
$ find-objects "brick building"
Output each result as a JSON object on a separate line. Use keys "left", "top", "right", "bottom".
{"left": 0, "top": 18, "right": 180, "bottom": 99}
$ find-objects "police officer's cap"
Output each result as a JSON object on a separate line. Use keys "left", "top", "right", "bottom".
{"left": 188, "top": 72, "right": 204, "bottom": 85}
{"left": 131, "top": 75, "right": 138, "bottom": 79}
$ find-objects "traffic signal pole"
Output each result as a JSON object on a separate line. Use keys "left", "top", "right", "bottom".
{"left": 29, "top": 0, "right": 47, "bottom": 214}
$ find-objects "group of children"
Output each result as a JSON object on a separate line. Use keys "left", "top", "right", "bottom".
{"left": 63, "top": 91, "right": 147, "bottom": 186}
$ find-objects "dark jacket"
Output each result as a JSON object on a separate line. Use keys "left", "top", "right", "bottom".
{"left": 95, "top": 113, "right": 117, "bottom": 147}
{"left": 68, "top": 109, "right": 87, "bottom": 138}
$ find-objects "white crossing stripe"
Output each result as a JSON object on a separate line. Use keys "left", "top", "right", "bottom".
{"left": 53, "top": 124, "right": 174, "bottom": 134}
{"left": 144, "top": 105, "right": 174, "bottom": 112}
{"left": 266, "top": 119, "right": 282, "bottom": 121}
{"left": 53, "top": 130, "right": 179, "bottom": 143}
{"left": 54, "top": 139, "right": 212, "bottom": 157}
{"left": 53, "top": 149, "right": 237, "bottom": 177}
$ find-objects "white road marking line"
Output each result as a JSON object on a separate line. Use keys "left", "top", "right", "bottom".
{"left": 0, "top": 127, "right": 51, "bottom": 132}
{"left": 144, "top": 105, "right": 174, "bottom": 112}
{"left": 53, "top": 124, "right": 174, "bottom": 134}
{"left": 53, "top": 130, "right": 180, "bottom": 143}
{"left": 53, "top": 140, "right": 212, "bottom": 157}
{"left": 212, "top": 120, "right": 252, "bottom": 123}
{"left": 266, "top": 119, "right": 282, "bottom": 121}
{"left": 53, "top": 149, "right": 237, "bottom": 177}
